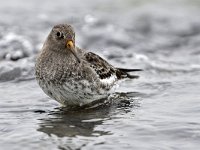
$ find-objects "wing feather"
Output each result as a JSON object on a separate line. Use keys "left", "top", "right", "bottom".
{"left": 84, "top": 52, "right": 116, "bottom": 80}
{"left": 84, "top": 52, "right": 141, "bottom": 82}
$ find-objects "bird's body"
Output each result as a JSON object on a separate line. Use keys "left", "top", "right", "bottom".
{"left": 35, "top": 24, "right": 141, "bottom": 106}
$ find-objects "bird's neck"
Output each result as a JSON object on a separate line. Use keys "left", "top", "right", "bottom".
{"left": 47, "top": 49, "right": 77, "bottom": 64}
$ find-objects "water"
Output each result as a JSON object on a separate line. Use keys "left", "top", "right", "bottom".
{"left": 0, "top": 0, "right": 200, "bottom": 149}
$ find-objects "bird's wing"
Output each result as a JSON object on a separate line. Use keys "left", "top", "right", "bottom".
{"left": 84, "top": 52, "right": 140, "bottom": 84}
{"left": 84, "top": 52, "right": 117, "bottom": 84}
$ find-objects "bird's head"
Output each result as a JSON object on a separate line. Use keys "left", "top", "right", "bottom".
{"left": 46, "top": 24, "right": 80, "bottom": 63}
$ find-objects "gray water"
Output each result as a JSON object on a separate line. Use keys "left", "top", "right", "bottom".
{"left": 0, "top": 0, "right": 200, "bottom": 149}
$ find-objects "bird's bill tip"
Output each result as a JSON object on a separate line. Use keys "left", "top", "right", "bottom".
{"left": 66, "top": 40, "right": 81, "bottom": 63}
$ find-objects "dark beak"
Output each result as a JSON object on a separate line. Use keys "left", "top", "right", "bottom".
{"left": 66, "top": 40, "right": 81, "bottom": 63}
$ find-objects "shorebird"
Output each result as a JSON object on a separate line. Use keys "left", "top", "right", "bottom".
{"left": 35, "top": 24, "right": 142, "bottom": 107}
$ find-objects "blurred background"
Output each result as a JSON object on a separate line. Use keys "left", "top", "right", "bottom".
{"left": 0, "top": 0, "right": 200, "bottom": 149}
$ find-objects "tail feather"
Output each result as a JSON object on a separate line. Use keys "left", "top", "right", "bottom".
{"left": 116, "top": 68, "right": 142, "bottom": 79}
{"left": 126, "top": 74, "right": 140, "bottom": 79}
{"left": 116, "top": 68, "right": 143, "bottom": 72}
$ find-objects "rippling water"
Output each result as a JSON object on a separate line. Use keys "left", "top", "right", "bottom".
{"left": 1, "top": 0, "right": 200, "bottom": 149}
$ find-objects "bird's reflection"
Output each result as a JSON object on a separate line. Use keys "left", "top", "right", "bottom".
{"left": 37, "top": 92, "right": 141, "bottom": 138}
{"left": 37, "top": 105, "right": 111, "bottom": 137}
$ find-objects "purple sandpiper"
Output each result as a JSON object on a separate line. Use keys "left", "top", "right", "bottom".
{"left": 35, "top": 24, "right": 142, "bottom": 107}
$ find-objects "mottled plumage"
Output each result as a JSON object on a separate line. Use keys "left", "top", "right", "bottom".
{"left": 35, "top": 24, "right": 141, "bottom": 106}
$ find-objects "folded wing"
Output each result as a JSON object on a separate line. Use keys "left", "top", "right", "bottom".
{"left": 84, "top": 52, "right": 142, "bottom": 84}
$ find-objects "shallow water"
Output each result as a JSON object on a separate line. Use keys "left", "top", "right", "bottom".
{"left": 1, "top": 0, "right": 200, "bottom": 149}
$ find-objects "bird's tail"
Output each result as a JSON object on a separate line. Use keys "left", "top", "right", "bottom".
{"left": 116, "top": 68, "right": 143, "bottom": 79}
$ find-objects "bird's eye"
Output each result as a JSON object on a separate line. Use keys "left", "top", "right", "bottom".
{"left": 56, "top": 32, "right": 62, "bottom": 37}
